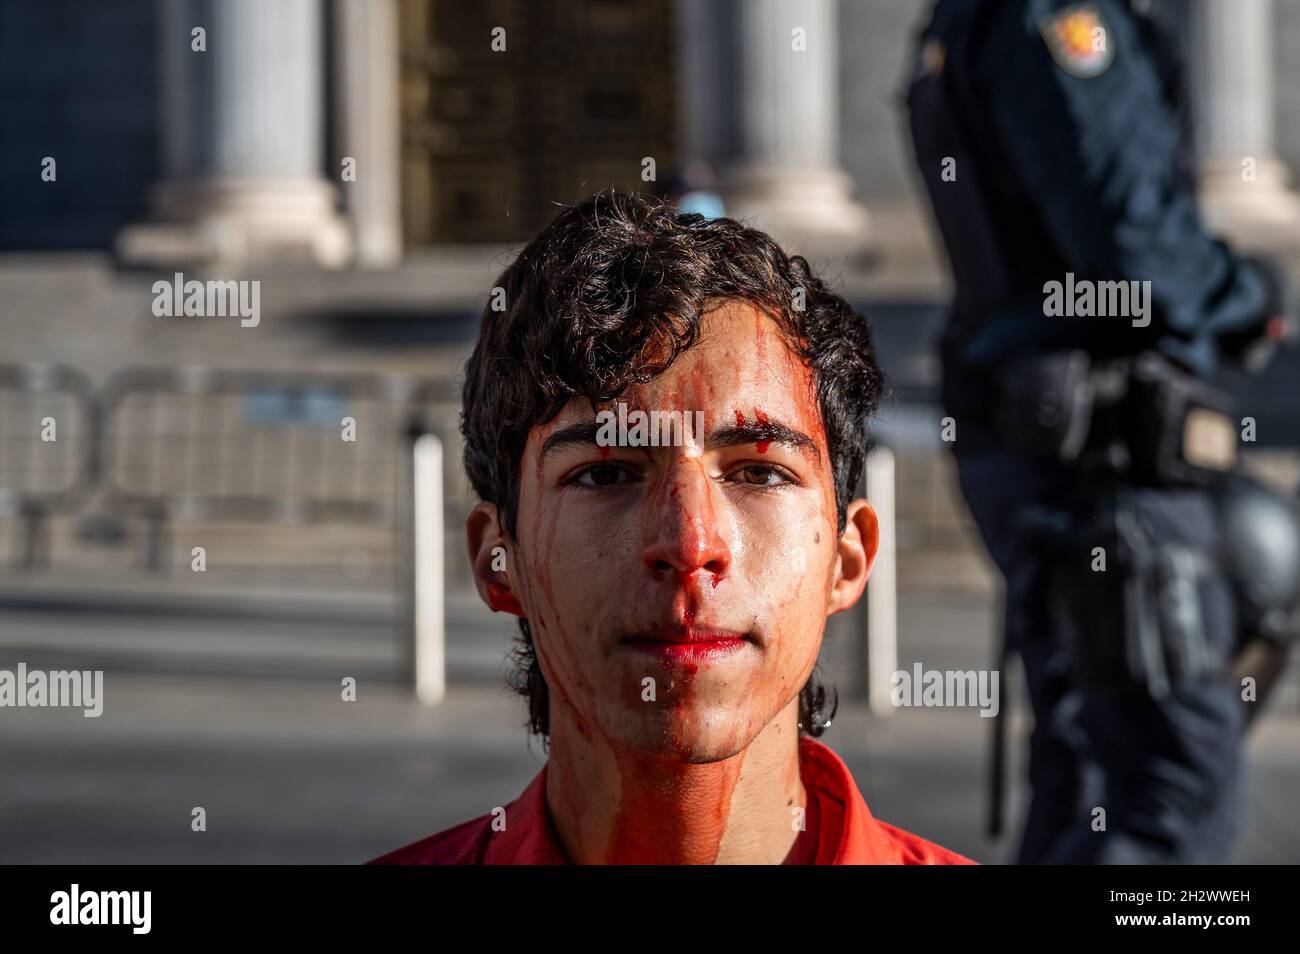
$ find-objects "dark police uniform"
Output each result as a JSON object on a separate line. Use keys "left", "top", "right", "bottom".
{"left": 906, "top": 0, "right": 1285, "bottom": 862}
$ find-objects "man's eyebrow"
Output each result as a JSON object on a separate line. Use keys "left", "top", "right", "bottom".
{"left": 540, "top": 416, "right": 820, "bottom": 460}
{"left": 540, "top": 421, "right": 602, "bottom": 459}
{"left": 707, "top": 421, "right": 819, "bottom": 455}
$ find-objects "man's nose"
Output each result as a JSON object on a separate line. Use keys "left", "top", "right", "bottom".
{"left": 641, "top": 463, "right": 731, "bottom": 580}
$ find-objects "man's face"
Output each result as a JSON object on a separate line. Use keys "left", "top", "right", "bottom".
{"left": 489, "top": 300, "right": 873, "bottom": 762}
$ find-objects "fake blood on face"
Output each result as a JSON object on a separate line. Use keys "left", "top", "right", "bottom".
{"left": 623, "top": 601, "right": 751, "bottom": 673}
{"left": 535, "top": 306, "right": 832, "bottom": 863}
{"left": 753, "top": 408, "right": 771, "bottom": 454}
{"left": 623, "top": 638, "right": 745, "bottom": 670}
{"left": 734, "top": 407, "right": 774, "bottom": 453}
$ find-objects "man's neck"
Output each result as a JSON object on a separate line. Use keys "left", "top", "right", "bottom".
{"left": 544, "top": 697, "right": 806, "bottom": 864}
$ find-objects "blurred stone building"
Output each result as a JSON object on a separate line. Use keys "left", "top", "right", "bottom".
{"left": 4, "top": 0, "right": 1299, "bottom": 266}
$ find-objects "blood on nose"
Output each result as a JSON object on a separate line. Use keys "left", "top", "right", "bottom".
{"left": 641, "top": 470, "right": 730, "bottom": 582}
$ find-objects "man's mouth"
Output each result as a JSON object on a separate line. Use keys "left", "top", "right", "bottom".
{"left": 620, "top": 625, "right": 754, "bottom": 664}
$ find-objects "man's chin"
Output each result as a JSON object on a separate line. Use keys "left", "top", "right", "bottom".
{"left": 607, "top": 703, "right": 762, "bottom": 764}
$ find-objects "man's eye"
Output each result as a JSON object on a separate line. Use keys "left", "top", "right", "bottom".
{"left": 731, "top": 464, "right": 794, "bottom": 487}
{"left": 571, "top": 463, "right": 635, "bottom": 488}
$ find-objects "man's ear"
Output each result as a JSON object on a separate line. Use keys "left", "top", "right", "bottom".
{"left": 827, "top": 497, "right": 879, "bottom": 617}
{"left": 467, "top": 502, "right": 526, "bottom": 616}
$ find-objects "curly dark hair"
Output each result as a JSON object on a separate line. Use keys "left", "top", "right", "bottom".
{"left": 460, "top": 189, "right": 883, "bottom": 744}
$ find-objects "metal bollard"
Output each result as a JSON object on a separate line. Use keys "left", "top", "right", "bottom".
{"left": 410, "top": 432, "right": 445, "bottom": 705}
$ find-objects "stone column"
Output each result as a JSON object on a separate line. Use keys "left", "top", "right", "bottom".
{"left": 118, "top": 0, "right": 351, "bottom": 267}
{"left": 1188, "top": 0, "right": 1300, "bottom": 229}
{"left": 708, "top": 0, "right": 870, "bottom": 254}
{"left": 677, "top": 0, "right": 738, "bottom": 171}
{"left": 332, "top": 0, "right": 402, "bottom": 267}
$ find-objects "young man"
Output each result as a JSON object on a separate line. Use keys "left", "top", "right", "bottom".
{"left": 371, "top": 191, "right": 972, "bottom": 865}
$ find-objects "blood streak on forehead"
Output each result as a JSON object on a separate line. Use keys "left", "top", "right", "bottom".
{"left": 644, "top": 307, "right": 826, "bottom": 449}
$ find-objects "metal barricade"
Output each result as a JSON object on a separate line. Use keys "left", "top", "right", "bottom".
{"left": 0, "top": 363, "right": 98, "bottom": 569}
{"left": 99, "top": 367, "right": 411, "bottom": 570}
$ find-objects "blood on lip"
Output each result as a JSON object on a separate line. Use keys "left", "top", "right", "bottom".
{"left": 624, "top": 638, "right": 748, "bottom": 665}
{"left": 623, "top": 618, "right": 750, "bottom": 660}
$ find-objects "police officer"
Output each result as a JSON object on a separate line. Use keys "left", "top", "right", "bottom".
{"left": 906, "top": 0, "right": 1294, "bottom": 863}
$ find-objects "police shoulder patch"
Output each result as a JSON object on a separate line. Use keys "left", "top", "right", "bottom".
{"left": 1037, "top": 2, "right": 1114, "bottom": 78}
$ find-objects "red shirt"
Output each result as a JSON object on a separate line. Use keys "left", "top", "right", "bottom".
{"left": 368, "top": 736, "right": 975, "bottom": 865}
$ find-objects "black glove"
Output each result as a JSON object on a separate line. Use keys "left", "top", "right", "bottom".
{"left": 1219, "top": 255, "right": 1295, "bottom": 372}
